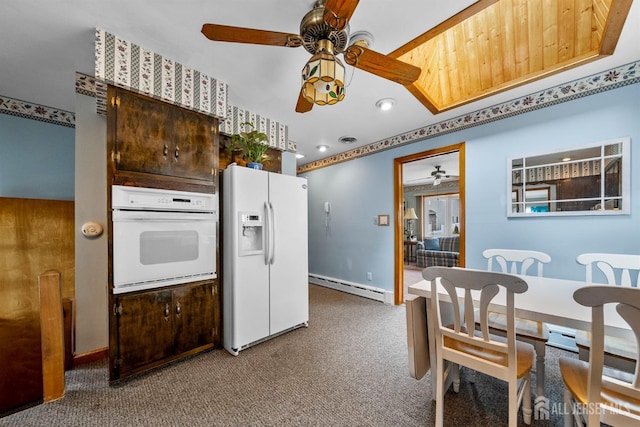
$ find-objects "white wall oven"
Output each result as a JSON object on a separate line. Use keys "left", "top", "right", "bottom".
{"left": 111, "top": 185, "right": 217, "bottom": 294}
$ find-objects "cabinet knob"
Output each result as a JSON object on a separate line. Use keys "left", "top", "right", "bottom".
{"left": 164, "top": 303, "right": 170, "bottom": 319}
{"left": 163, "top": 144, "right": 168, "bottom": 157}
{"left": 175, "top": 302, "right": 182, "bottom": 316}
{"left": 174, "top": 146, "right": 180, "bottom": 160}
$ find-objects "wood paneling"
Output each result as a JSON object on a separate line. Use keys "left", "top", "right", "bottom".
{"left": 0, "top": 198, "right": 74, "bottom": 414}
{"left": 390, "top": 0, "right": 632, "bottom": 113}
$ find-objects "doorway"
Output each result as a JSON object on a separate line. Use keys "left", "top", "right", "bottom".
{"left": 393, "top": 143, "right": 466, "bottom": 304}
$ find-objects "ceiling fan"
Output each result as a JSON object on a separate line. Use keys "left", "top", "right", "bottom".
{"left": 201, "top": 0, "right": 421, "bottom": 113}
{"left": 407, "top": 165, "right": 459, "bottom": 186}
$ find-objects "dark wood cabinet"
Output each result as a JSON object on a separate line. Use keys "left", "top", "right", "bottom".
{"left": 110, "top": 281, "right": 219, "bottom": 381}
{"left": 109, "top": 87, "right": 215, "bottom": 182}
{"left": 106, "top": 85, "right": 221, "bottom": 382}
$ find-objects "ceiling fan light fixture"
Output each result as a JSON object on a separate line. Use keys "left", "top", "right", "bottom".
{"left": 375, "top": 98, "right": 395, "bottom": 111}
{"left": 301, "top": 39, "right": 345, "bottom": 106}
{"left": 433, "top": 177, "right": 442, "bottom": 186}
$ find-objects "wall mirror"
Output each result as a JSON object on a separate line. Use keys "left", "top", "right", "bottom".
{"left": 508, "top": 137, "right": 630, "bottom": 217}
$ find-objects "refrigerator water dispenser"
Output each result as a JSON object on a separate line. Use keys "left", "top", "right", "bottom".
{"left": 238, "top": 212, "right": 263, "bottom": 256}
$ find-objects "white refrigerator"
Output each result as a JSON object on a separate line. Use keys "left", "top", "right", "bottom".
{"left": 223, "top": 164, "right": 309, "bottom": 355}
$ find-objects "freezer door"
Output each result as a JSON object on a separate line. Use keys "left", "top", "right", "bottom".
{"left": 268, "top": 172, "right": 309, "bottom": 334}
{"left": 223, "top": 166, "right": 270, "bottom": 352}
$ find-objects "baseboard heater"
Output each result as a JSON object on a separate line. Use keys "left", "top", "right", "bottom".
{"left": 547, "top": 325, "right": 578, "bottom": 352}
{"left": 308, "top": 274, "right": 393, "bottom": 304}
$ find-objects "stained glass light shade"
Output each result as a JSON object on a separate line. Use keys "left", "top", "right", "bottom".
{"left": 301, "top": 41, "right": 345, "bottom": 106}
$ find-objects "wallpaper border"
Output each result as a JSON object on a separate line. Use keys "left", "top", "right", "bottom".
{"left": 0, "top": 96, "right": 75, "bottom": 128}
{"left": 2, "top": 61, "right": 638, "bottom": 160}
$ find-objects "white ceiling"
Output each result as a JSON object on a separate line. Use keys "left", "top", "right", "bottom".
{"left": 1, "top": 1, "right": 638, "bottom": 166}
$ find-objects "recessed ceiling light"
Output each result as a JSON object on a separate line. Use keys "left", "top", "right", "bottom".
{"left": 562, "top": 157, "right": 571, "bottom": 162}
{"left": 317, "top": 145, "right": 329, "bottom": 152}
{"left": 375, "top": 98, "right": 395, "bottom": 111}
{"left": 295, "top": 153, "right": 305, "bottom": 159}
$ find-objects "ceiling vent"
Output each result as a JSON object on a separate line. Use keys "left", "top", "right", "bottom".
{"left": 339, "top": 136, "right": 357, "bottom": 144}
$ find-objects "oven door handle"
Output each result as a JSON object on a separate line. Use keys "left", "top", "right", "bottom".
{"left": 112, "top": 210, "right": 215, "bottom": 221}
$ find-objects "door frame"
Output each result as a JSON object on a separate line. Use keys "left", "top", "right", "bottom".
{"left": 393, "top": 142, "right": 466, "bottom": 305}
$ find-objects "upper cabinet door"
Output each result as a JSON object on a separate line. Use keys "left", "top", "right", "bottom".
{"left": 170, "top": 106, "right": 215, "bottom": 181}
{"left": 112, "top": 89, "right": 171, "bottom": 176}
{"left": 109, "top": 87, "right": 215, "bottom": 182}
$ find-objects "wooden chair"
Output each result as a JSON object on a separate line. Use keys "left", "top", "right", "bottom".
{"left": 482, "top": 248, "right": 551, "bottom": 399}
{"left": 558, "top": 286, "right": 640, "bottom": 426}
{"left": 575, "top": 253, "right": 640, "bottom": 373}
{"left": 423, "top": 266, "right": 534, "bottom": 427}
{"left": 484, "top": 249, "right": 551, "bottom": 277}
{"left": 576, "top": 253, "right": 640, "bottom": 287}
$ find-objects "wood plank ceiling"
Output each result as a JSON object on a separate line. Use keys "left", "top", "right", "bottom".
{"left": 390, "top": 0, "right": 633, "bottom": 114}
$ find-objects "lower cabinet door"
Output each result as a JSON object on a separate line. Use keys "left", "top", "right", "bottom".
{"left": 116, "top": 290, "right": 175, "bottom": 376}
{"left": 173, "top": 282, "right": 215, "bottom": 354}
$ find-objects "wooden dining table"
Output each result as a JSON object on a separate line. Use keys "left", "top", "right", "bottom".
{"left": 406, "top": 272, "right": 634, "bottom": 401}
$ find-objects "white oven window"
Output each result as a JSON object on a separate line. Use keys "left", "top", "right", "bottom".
{"left": 140, "top": 230, "right": 199, "bottom": 265}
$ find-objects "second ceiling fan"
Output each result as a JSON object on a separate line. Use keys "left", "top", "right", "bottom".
{"left": 201, "top": 0, "right": 421, "bottom": 113}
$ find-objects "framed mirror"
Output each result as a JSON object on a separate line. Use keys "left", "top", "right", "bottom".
{"left": 508, "top": 137, "right": 630, "bottom": 217}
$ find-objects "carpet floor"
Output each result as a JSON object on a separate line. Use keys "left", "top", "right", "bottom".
{"left": 1, "top": 284, "right": 574, "bottom": 426}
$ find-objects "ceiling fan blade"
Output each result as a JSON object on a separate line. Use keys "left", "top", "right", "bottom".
{"left": 407, "top": 176, "right": 435, "bottom": 182}
{"left": 201, "top": 24, "right": 303, "bottom": 47}
{"left": 344, "top": 46, "right": 421, "bottom": 86}
{"left": 324, "top": 0, "right": 359, "bottom": 30}
{"left": 295, "top": 91, "right": 314, "bottom": 113}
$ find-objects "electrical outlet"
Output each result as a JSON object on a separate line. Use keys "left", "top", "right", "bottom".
{"left": 366, "top": 272, "right": 372, "bottom": 281}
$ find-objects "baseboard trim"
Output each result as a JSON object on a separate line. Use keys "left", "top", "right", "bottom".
{"left": 309, "top": 274, "right": 393, "bottom": 304}
{"left": 74, "top": 347, "right": 108, "bottom": 365}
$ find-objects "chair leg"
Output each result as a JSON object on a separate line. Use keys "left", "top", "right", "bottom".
{"left": 453, "top": 364, "right": 460, "bottom": 393}
{"left": 563, "top": 389, "right": 574, "bottom": 427}
{"left": 533, "top": 341, "right": 546, "bottom": 398}
{"left": 522, "top": 373, "right": 532, "bottom": 425}
{"left": 435, "top": 355, "right": 445, "bottom": 427}
{"left": 509, "top": 378, "right": 518, "bottom": 427}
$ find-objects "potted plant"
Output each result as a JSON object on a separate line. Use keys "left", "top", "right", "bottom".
{"left": 230, "top": 121, "right": 270, "bottom": 170}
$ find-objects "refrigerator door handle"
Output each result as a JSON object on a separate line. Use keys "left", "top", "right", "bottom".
{"left": 268, "top": 202, "right": 276, "bottom": 265}
{"left": 264, "top": 202, "right": 270, "bottom": 265}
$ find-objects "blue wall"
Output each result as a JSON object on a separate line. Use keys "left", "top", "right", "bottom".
{"left": 0, "top": 114, "right": 75, "bottom": 200}
{"left": 302, "top": 83, "right": 640, "bottom": 290}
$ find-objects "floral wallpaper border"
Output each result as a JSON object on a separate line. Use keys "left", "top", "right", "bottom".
{"left": 94, "top": 29, "right": 290, "bottom": 151}
{"left": 0, "top": 96, "right": 75, "bottom": 127}
{"left": 95, "top": 28, "right": 228, "bottom": 120}
{"left": 220, "top": 105, "right": 290, "bottom": 151}
{"left": 297, "top": 60, "right": 640, "bottom": 173}
{"left": 3, "top": 60, "right": 637, "bottom": 158}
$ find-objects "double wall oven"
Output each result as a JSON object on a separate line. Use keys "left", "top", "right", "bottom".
{"left": 111, "top": 185, "right": 217, "bottom": 294}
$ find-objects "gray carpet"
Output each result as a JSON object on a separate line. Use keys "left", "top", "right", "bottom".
{"left": 1, "top": 284, "right": 573, "bottom": 426}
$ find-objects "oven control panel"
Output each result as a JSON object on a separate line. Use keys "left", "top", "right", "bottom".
{"left": 112, "top": 185, "right": 216, "bottom": 212}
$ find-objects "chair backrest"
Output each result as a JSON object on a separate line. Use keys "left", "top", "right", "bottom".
{"left": 482, "top": 249, "right": 551, "bottom": 277}
{"left": 422, "top": 266, "right": 528, "bottom": 381}
{"left": 576, "top": 253, "right": 640, "bottom": 287}
{"left": 572, "top": 286, "right": 640, "bottom": 425}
